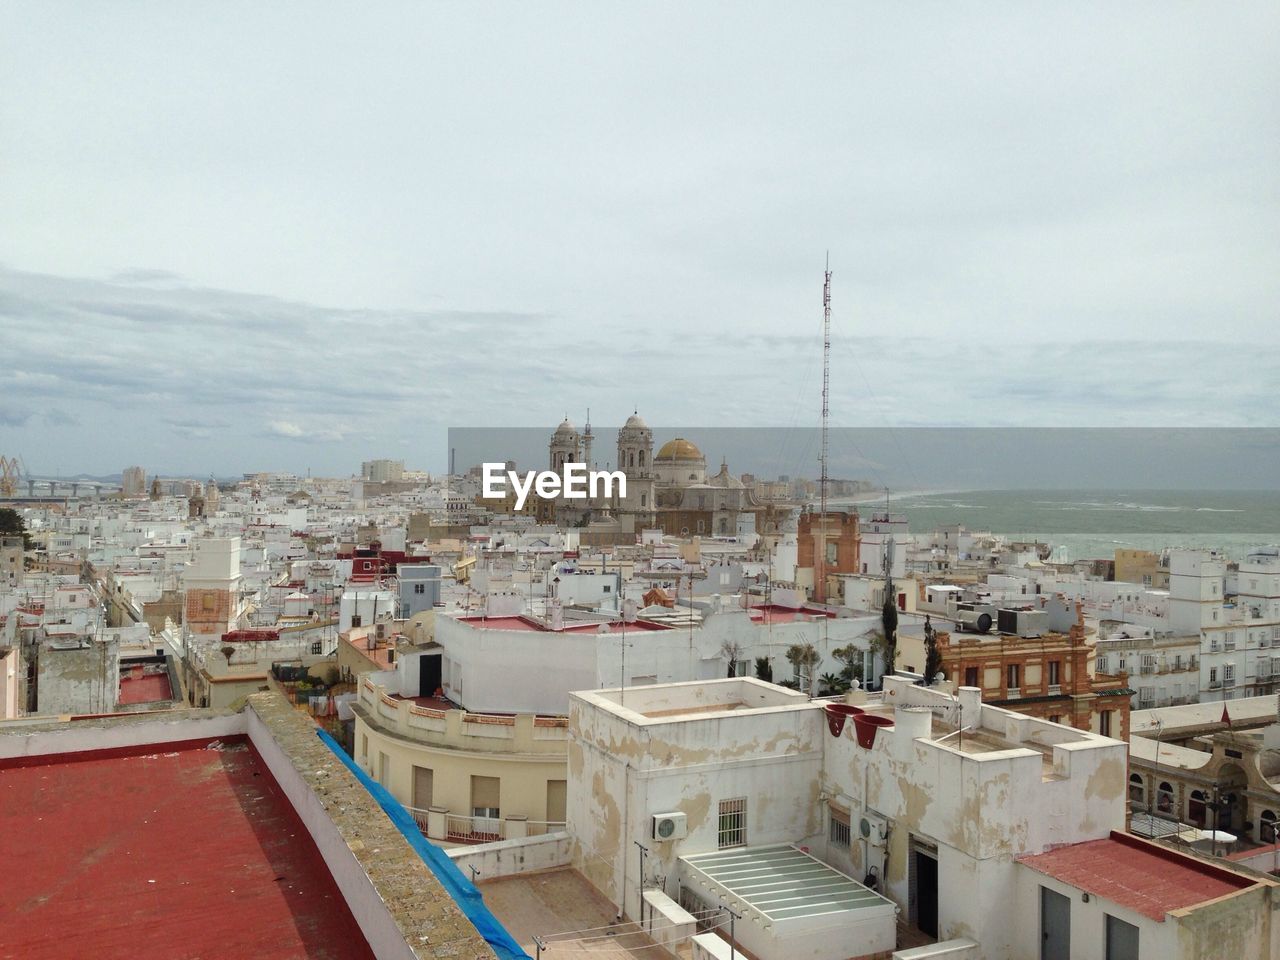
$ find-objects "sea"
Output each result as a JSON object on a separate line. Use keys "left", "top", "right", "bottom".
{"left": 840, "top": 489, "right": 1280, "bottom": 563}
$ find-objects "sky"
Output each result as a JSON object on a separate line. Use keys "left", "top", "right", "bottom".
{"left": 1, "top": 3, "right": 1278, "bottom": 478}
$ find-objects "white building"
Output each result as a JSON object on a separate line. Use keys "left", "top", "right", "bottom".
{"left": 566, "top": 676, "right": 1278, "bottom": 960}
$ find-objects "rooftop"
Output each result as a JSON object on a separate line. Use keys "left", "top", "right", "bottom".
{"left": 0, "top": 737, "right": 376, "bottom": 960}
{"left": 481, "top": 868, "right": 663, "bottom": 959}
{"left": 747, "top": 603, "right": 836, "bottom": 625}
{"left": 1018, "top": 830, "right": 1256, "bottom": 921}
{"left": 586, "top": 677, "right": 811, "bottom": 722}
{"left": 456, "top": 614, "right": 670, "bottom": 633}
{"left": 117, "top": 664, "right": 174, "bottom": 704}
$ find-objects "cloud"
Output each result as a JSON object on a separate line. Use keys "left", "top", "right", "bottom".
{"left": 109, "top": 268, "right": 187, "bottom": 285}
{"left": 0, "top": 260, "right": 1275, "bottom": 475}
{"left": 0, "top": 407, "right": 33, "bottom": 427}
{"left": 267, "top": 420, "right": 305, "bottom": 438}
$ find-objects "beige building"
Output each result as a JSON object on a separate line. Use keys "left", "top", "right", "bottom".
{"left": 1, "top": 535, "right": 23, "bottom": 587}
{"left": 352, "top": 673, "right": 569, "bottom": 844}
{"left": 1115, "top": 548, "right": 1170, "bottom": 589}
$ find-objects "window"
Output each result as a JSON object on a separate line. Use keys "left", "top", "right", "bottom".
{"left": 1006, "top": 664, "right": 1020, "bottom": 690}
{"left": 310, "top": 640, "right": 322, "bottom": 655}
{"left": 602, "top": 584, "right": 611, "bottom": 593}
{"left": 361, "top": 734, "right": 368, "bottom": 760}
{"left": 471, "top": 775, "right": 501, "bottom": 820}
{"left": 351, "top": 614, "right": 362, "bottom": 627}
{"left": 718, "top": 798, "right": 746, "bottom": 848}
{"left": 964, "top": 666, "right": 979, "bottom": 688}
{"left": 1128, "top": 773, "right": 1145, "bottom": 805}
{"left": 826, "top": 542, "right": 838, "bottom": 564}
{"left": 1261, "top": 810, "right": 1278, "bottom": 844}
{"left": 1189, "top": 789, "right": 1207, "bottom": 827}
{"left": 1105, "top": 914, "right": 1139, "bottom": 960}
{"left": 414, "top": 583, "right": 425, "bottom": 594}
{"left": 1224, "top": 664, "right": 1235, "bottom": 686}
{"left": 1048, "top": 715, "right": 1062, "bottom": 725}
{"left": 1099, "top": 710, "right": 1112, "bottom": 737}
{"left": 828, "top": 806, "right": 851, "bottom": 849}
{"left": 546, "top": 780, "right": 568, "bottom": 824}
{"left": 1157, "top": 781, "right": 1174, "bottom": 814}
{"left": 1210, "top": 667, "right": 1218, "bottom": 684}
{"left": 412, "top": 766, "right": 434, "bottom": 809}
{"left": 1048, "top": 660, "right": 1061, "bottom": 687}
{"left": 1097, "top": 655, "right": 1109, "bottom": 674}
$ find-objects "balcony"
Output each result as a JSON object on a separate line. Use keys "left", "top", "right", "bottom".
{"left": 355, "top": 677, "right": 569, "bottom": 755}
{"left": 1047, "top": 684, "right": 1062, "bottom": 696}
{"left": 1006, "top": 687, "right": 1021, "bottom": 700}
{"left": 405, "top": 807, "right": 566, "bottom": 845}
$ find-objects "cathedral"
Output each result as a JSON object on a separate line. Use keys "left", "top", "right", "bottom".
{"left": 539, "top": 415, "right": 789, "bottom": 541}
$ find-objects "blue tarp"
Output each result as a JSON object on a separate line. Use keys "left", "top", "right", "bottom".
{"left": 316, "top": 728, "right": 532, "bottom": 960}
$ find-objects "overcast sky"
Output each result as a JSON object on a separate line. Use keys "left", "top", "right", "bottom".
{"left": 1, "top": 3, "right": 1277, "bottom": 478}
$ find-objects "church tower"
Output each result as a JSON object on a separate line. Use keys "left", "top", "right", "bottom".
{"left": 616, "top": 412, "right": 653, "bottom": 478}
{"left": 615, "top": 412, "right": 656, "bottom": 528}
{"left": 549, "top": 418, "right": 580, "bottom": 471}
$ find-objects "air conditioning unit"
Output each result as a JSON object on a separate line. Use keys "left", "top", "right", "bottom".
{"left": 652, "top": 812, "right": 688, "bottom": 841}
{"left": 858, "top": 812, "right": 888, "bottom": 847}
{"left": 375, "top": 622, "right": 386, "bottom": 640}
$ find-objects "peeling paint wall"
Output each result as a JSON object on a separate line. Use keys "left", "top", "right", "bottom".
{"left": 35, "top": 636, "right": 120, "bottom": 715}
{"left": 569, "top": 681, "right": 822, "bottom": 921}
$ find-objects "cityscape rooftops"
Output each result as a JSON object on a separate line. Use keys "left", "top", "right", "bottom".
{"left": 455, "top": 613, "right": 671, "bottom": 633}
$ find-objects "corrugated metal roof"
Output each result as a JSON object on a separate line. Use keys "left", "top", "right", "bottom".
{"left": 681, "top": 844, "right": 891, "bottom": 922}
{"left": 1018, "top": 831, "right": 1255, "bottom": 921}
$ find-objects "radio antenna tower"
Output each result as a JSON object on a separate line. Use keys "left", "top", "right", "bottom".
{"left": 817, "top": 254, "right": 832, "bottom": 605}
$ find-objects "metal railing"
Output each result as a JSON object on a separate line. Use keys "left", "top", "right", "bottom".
{"left": 447, "top": 814, "right": 502, "bottom": 844}
{"left": 402, "top": 807, "right": 567, "bottom": 844}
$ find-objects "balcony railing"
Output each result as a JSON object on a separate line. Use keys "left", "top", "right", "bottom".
{"left": 1047, "top": 684, "right": 1062, "bottom": 696}
{"left": 404, "top": 807, "right": 567, "bottom": 845}
{"left": 1006, "top": 687, "right": 1021, "bottom": 700}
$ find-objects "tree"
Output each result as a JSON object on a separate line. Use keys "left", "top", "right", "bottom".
{"left": 0, "top": 508, "right": 33, "bottom": 550}
{"left": 923, "top": 615, "right": 943, "bottom": 685}
{"left": 831, "top": 644, "right": 863, "bottom": 685}
{"left": 785, "top": 642, "right": 821, "bottom": 697}
{"left": 818, "top": 672, "right": 849, "bottom": 696}
{"left": 754, "top": 656, "right": 773, "bottom": 683}
{"left": 721, "top": 640, "right": 746, "bottom": 678}
{"left": 881, "top": 597, "right": 898, "bottom": 676}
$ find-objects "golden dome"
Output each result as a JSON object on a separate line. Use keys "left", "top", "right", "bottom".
{"left": 655, "top": 438, "right": 704, "bottom": 462}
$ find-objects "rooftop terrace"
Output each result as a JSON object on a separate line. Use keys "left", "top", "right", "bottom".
{"left": 0, "top": 737, "right": 376, "bottom": 960}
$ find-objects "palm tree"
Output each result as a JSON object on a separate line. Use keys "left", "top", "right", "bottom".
{"left": 818, "top": 672, "right": 849, "bottom": 696}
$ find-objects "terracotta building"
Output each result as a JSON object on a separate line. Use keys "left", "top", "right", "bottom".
{"left": 901, "top": 601, "right": 1134, "bottom": 740}
{"left": 797, "top": 508, "right": 861, "bottom": 602}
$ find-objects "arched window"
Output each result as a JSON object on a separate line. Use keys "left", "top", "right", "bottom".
{"left": 1261, "top": 810, "right": 1278, "bottom": 844}
{"left": 1157, "top": 781, "right": 1174, "bottom": 814}
{"left": 1189, "top": 789, "right": 1207, "bottom": 827}
{"left": 1128, "top": 773, "right": 1145, "bottom": 806}
{"left": 639, "top": 450, "right": 646, "bottom": 468}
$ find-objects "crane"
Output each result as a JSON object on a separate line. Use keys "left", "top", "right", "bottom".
{"left": 0, "top": 456, "right": 25, "bottom": 498}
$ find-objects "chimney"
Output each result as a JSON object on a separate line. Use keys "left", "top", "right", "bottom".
{"left": 548, "top": 597, "right": 564, "bottom": 631}
{"left": 622, "top": 599, "right": 638, "bottom": 624}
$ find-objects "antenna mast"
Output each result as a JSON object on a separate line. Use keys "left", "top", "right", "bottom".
{"left": 818, "top": 254, "right": 831, "bottom": 604}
